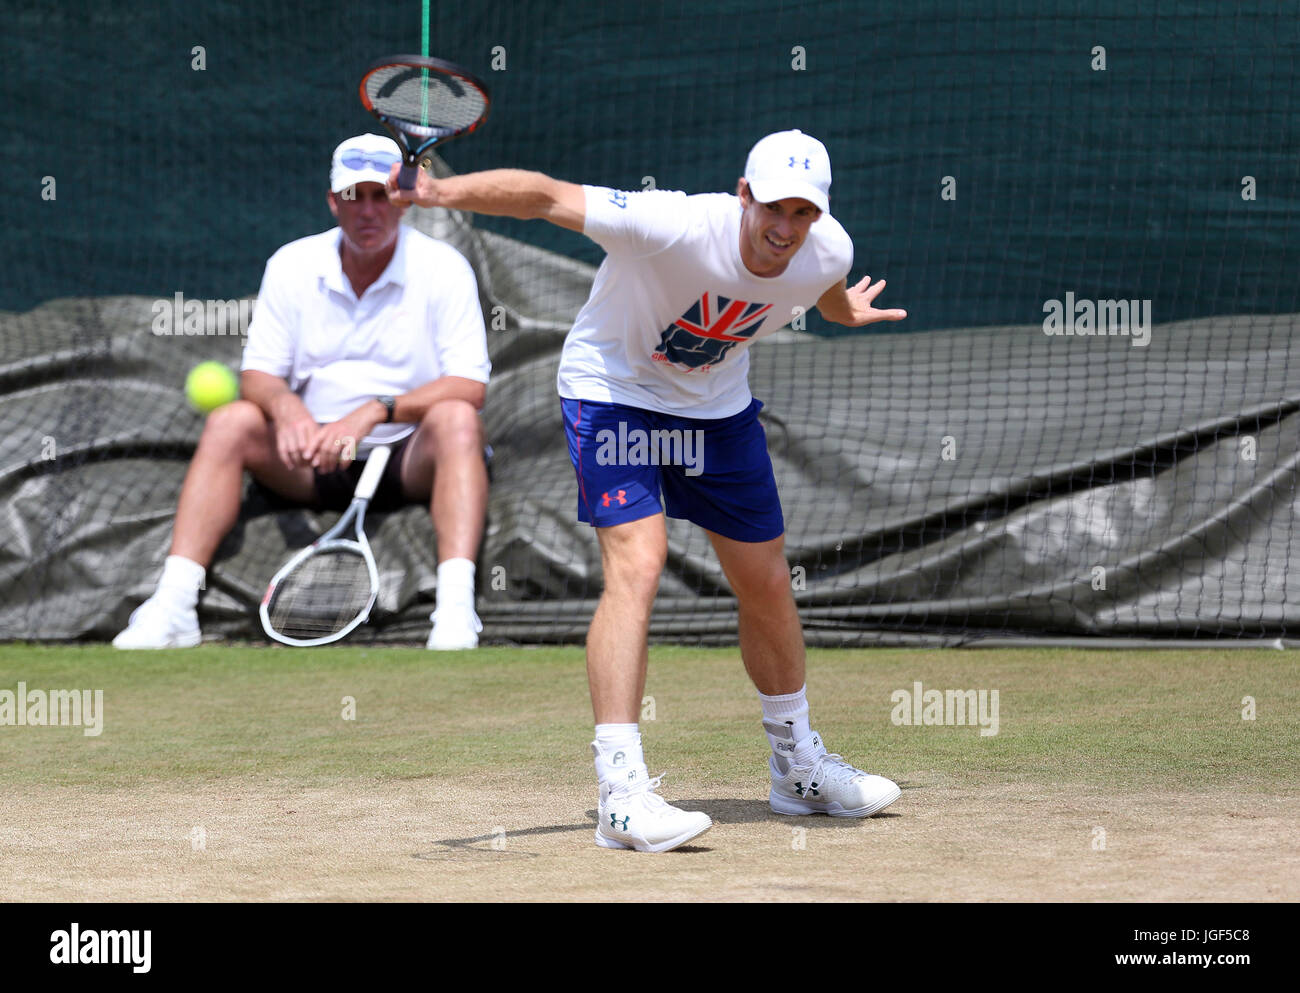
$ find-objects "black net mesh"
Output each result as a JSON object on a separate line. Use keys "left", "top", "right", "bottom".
{"left": 2, "top": 1, "right": 1299, "bottom": 644}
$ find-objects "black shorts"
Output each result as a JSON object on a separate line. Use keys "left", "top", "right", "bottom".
{"left": 312, "top": 436, "right": 415, "bottom": 513}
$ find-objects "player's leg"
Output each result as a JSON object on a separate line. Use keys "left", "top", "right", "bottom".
{"left": 707, "top": 527, "right": 900, "bottom": 818}
{"left": 587, "top": 514, "right": 710, "bottom": 852}
{"left": 172, "top": 400, "right": 316, "bottom": 563}
{"left": 666, "top": 398, "right": 899, "bottom": 818}
{"left": 561, "top": 397, "right": 711, "bottom": 852}
{"left": 588, "top": 515, "right": 665, "bottom": 723}
{"left": 701, "top": 531, "right": 805, "bottom": 695}
{"left": 114, "top": 400, "right": 316, "bottom": 649}
{"left": 399, "top": 397, "right": 489, "bottom": 649}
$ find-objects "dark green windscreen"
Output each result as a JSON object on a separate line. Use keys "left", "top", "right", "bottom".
{"left": 6, "top": 1, "right": 1297, "bottom": 330}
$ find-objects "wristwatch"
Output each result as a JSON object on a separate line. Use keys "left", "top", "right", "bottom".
{"left": 376, "top": 395, "right": 396, "bottom": 423}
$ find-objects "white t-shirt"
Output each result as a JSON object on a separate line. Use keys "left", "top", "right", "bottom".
{"left": 557, "top": 186, "right": 853, "bottom": 418}
{"left": 242, "top": 224, "right": 490, "bottom": 449}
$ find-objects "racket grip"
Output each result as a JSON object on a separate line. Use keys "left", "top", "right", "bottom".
{"left": 398, "top": 162, "right": 419, "bottom": 190}
{"left": 354, "top": 445, "right": 392, "bottom": 502}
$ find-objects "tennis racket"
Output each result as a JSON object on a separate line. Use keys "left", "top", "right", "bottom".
{"left": 260, "top": 445, "right": 392, "bottom": 647}
{"left": 359, "top": 54, "right": 490, "bottom": 190}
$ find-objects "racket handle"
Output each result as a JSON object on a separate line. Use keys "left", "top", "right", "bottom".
{"left": 354, "top": 445, "right": 392, "bottom": 502}
{"left": 398, "top": 162, "right": 419, "bottom": 190}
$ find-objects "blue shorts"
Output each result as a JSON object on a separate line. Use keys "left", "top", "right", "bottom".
{"left": 561, "top": 397, "right": 784, "bottom": 543}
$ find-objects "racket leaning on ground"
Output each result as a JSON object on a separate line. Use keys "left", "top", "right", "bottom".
{"left": 260, "top": 445, "right": 392, "bottom": 647}
{"left": 359, "top": 54, "right": 490, "bottom": 190}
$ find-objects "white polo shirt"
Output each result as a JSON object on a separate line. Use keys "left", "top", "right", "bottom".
{"left": 242, "top": 224, "right": 490, "bottom": 450}
{"left": 557, "top": 187, "right": 853, "bottom": 418}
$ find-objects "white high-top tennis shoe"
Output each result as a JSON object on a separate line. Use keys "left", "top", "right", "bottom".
{"left": 595, "top": 773, "right": 713, "bottom": 853}
{"left": 765, "top": 720, "right": 900, "bottom": 818}
{"left": 112, "top": 596, "right": 201, "bottom": 649}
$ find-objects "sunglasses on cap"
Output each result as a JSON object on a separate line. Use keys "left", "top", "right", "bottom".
{"left": 340, "top": 150, "right": 400, "bottom": 171}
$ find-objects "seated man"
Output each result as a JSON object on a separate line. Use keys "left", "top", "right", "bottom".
{"left": 115, "top": 133, "right": 490, "bottom": 651}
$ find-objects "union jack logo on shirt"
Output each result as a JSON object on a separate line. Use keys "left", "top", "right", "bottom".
{"left": 653, "top": 293, "right": 773, "bottom": 371}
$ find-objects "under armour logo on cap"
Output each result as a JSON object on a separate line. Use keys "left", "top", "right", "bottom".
{"left": 745, "top": 129, "right": 831, "bottom": 212}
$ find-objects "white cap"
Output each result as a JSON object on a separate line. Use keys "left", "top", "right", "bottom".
{"left": 330, "top": 134, "right": 403, "bottom": 193}
{"left": 743, "top": 129, "right": 832, "bottom": 213}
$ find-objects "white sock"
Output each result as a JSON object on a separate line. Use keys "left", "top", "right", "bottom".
{"left": 592, "top": 723, "right": 647, "bottom": 788}
{"left": 436, "top": 558, "right": 476, "bottom": 609}
{"left": 759, "top": 685, "right": 811, "bottom": 741}
{"left": 156, "top": 555, "right": 205, "bottom": 613}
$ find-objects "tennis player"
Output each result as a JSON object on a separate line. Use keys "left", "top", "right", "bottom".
{"left": 389, "top": 130, "right": 906, "bottom": 851}
{"left": 115, "top": 134, "right": 491, "bottom": 651}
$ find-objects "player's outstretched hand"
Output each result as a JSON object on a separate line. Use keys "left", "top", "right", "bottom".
{"left": 386, "top": 162, "right": 441, "bottom": 209}
{"left": 840, "top": 275, "right": 908, "bottom": 326}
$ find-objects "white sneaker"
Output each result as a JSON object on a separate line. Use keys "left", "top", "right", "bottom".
{"left": 426, "top": 604, "right": 482, "bottom": 650}
{"left": 595, "top": 774, "right": 713, "bottom": 853}
{"left": 112, "top": 596, "right": 201, "bottom": 649}
{"left": 766, "top": 721, "right": 900, "bottom": 818}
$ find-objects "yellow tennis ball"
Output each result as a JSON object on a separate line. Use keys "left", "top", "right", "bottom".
{"left": 185, "top": 361, "right": 239, "bottom": 413}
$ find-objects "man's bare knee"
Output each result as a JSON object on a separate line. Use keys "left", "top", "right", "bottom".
{"left": 197, "top": 400, "right": 268, "bottom": 454}
{"left": 728, "top": 551, "right": 794, "bottom": 605}
{"left": 202, "top": 399, "right": 266, "bottom": 438}
{"left": 421, "top": 399, "right": 482, "bottom": 454}
{"left": 601, "top": 532, "right": 667, "bottom": 603}
{"left": 604, "top": 566, "right": 662, "bottom": 608}
{"left": 736, "top": 571, "right": 796, "bottom": 611}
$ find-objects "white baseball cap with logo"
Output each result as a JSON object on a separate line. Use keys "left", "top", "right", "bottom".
{"left": 743, "top": 129, "right": 832, "bottom": 213}
{"left": 330, "top": 133, "right": 403, "bottom": 193}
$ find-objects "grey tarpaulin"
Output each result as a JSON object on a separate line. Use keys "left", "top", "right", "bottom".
{"left": 2, "top": 198, "right": 1298, "bottom": 645}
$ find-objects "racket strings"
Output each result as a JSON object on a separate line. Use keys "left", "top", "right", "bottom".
{"left": 267, "top": 548, "right": 374, "bottom": 641}
{"left": 366, "top": 66, "right": 487, "bottom": 132}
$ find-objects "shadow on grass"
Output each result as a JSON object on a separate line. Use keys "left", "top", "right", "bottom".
{"left": 414, "top": 820, "right": 593, "bottom": 860}
{"left": 680, "top": 798, "right": 904, "bottom": 824}
{"left": 413, "top": 792, "right": 910, "bottom": 860}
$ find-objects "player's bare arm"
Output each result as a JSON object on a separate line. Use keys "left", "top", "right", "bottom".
{"left": 816, "top": 274, "right": 908, "bottom": 327}
{"left": 386, "top": 165, "right": 586, "bottom": 232}
{"left": 382, "top": 375, "right": 486, "bottom": 418}
{"left": 240, "top": 370, "right": 322, "bottom": 470}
